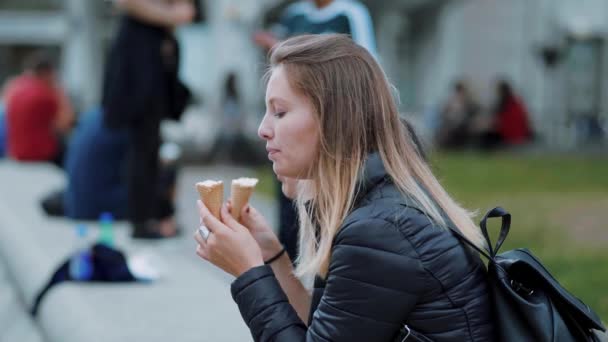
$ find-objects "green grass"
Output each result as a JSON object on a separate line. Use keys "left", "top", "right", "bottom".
{"left": 256, "top": 153, "right": 608, "bottom": 320}
{"left": 431, "top": 153, "right": 608, "bottom": 196}
{"left": 431, "top": 152, "right": 608, "bottom": 321}
{"left": 255, "top": 166, "right": 278, "bottom": 199}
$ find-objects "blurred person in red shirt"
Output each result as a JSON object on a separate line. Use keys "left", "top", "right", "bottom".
{"left": 493, "top": 80, "right": 533, "bottom": 145}
{"left": 481, "top": 79, "right": 533, "bottom": 149}
{"left": 3, "top": 53, "right": 74, "bottom": 166}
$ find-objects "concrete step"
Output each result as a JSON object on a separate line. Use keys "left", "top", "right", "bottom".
{"left": 0, "top": 256, "right": 45, "bottom": 342}
{"left": 0, "top": 161, "right": 278, "bottom": 342}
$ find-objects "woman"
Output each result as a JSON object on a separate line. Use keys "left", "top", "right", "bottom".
{"left": 194, "top": 34, "right": 495, "bottom": 341}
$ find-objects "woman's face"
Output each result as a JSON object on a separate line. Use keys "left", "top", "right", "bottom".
{"left": 258, "top": 65, "right": 320, "bottom": 179}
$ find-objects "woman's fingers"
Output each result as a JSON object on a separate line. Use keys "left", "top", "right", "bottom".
{"left": 194, "top": 228, "right": 209, "bottom": 260}
{"left": 197, "top": 199, "right": 210, "bottom": 217}
{"left": 239, "top": 205, "right": 256, "bottom": 227}
{"left": 196, "top": 243, "right": 209, "bottom": 260}
{"left": 241, "top": 205, "right": 269, "bottom": 230}
{"left": 193, "top": 203, "right": 265, "bottom": 277}
{"left": 220, "top": 204, "right": 245, "bottom": 232}
{"left": 241, "top": 204, "right": 251, "bottom": 218}
{"left": 193, "top": 228, "right": 208, "bottom": 246}
{"left": 197, "top": 200, "right": 230, "bottom": 234}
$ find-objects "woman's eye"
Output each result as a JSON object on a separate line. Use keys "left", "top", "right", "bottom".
{"left": 274, "top": 112, "right": 286, "bottom": 118}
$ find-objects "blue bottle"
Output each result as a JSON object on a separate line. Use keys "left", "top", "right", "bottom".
{"left": 69, "top": 224, "right": 93, "bottom": 281}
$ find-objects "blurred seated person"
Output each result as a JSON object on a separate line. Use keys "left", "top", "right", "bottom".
{"left": 59, "top": 107, "right": 178, "bottom": 237}
{"left": 480, "top": 79, "right": 533, "bottom": 149}
{"left": 3, "top": 52, "right": 74, "bottom": 166}
{"left": 436, "top": 80, "right": 479, "bottom": 149}
{"left": 63, "top": 107, "right": 129, "bottom": 220}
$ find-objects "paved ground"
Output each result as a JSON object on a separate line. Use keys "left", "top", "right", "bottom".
{"left": 0, "top": 161, "right": 277, "bottom": 342}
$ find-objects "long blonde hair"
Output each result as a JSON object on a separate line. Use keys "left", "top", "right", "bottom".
{"left": 267, "top": 34, "right": 485, "bottom": 278}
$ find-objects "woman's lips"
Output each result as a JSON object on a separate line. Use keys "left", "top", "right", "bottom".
{"left": 266, "top": 148, "right": 280, "bottom": 159}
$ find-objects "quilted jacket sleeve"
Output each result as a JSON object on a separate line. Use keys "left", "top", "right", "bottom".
{"left": 231, "top": 217, "right": 428, "bottom": 342}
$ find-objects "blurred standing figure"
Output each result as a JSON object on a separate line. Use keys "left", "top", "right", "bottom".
{"left": 102, "top": 0, "right": 193, "bottom": 239}
{"left": 254, "top": 0, "right": 377, "bottom": 263}
{"left": 210, "top": 73, "right": 246, "bottom": 163}
{"left": 254, "top": 0, "right": 376, "bottom": 56}
{"left": 481, "top": 79, "right": 533, "bottom": 149}
{"left": 436, "top": 80, "right": 479, "bottom": 149}
{"left": 3, "top": 52, "right": 74, "bottom": 166}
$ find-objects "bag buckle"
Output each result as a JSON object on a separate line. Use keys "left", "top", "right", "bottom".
{"left": 511, "top": 279, "right": 534, "bottom": 296}
{"left": 401, "top": 324, "right": 411, "bottom": 341}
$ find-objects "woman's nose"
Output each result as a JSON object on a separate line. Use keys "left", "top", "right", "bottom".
{"left": 258, "top": 115, "right": 273, "bottom": 141}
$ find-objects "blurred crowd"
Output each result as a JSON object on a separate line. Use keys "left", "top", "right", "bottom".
{"left": 1, "top": 0, "right": 195, "bottom": 240}
{"left": 434, "top": 78, "right": 533, "bottom": 151}
{"left": 0, "top": 0, "right": 380, "bottom": 244}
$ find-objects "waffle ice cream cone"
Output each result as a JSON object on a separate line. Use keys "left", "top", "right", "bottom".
{"left": 230, "top": 178, "right": 259, "bottom": 222}
{"left": 195, "top": 180, "right": 224, "bottom": 219}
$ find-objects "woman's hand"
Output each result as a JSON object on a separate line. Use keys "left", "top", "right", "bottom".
{"left": 194, "top": 200, "right": 264, "bottom": 277}
{"left": 229, "top": 202, "right": 283, "bottom": 262}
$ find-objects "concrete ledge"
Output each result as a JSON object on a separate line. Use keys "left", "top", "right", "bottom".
{"left": 0, "top": 256, "right": 44, "bottom": 342}
{"left": 0, "top": 161, "right": 252, "bottom": 342}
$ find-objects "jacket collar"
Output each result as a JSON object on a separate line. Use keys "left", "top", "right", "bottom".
{"left": 354, "top": 152, "right": 389, "bottom": 204}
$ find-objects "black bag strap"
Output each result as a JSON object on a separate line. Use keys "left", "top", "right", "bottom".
{"left": 445, "top": 218, "right": 492, "bottom": 260}
{"left": 445, "top": 207, "right": 511, "bottom": 261}
{"left": 479, "top": 207, "right": 511, "bottom": 257}
{"left": 31, "top": 260, "right": 71, "bottom": 316}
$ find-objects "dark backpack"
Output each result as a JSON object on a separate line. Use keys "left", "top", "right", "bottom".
{"left": 450, "top": 207, "right": 606, "bottom": 342}
{"left": 30, "top": 243, "right": 137, "bottom": 316}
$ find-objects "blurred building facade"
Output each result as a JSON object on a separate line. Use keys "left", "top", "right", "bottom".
{"left": 0, "top": 0, "right": 606, "bottom": 149}
{"left": 368, "top": 0, "right": 608, "bottom": 147}
{"left": 0, "top": 0, "right": 105, "bottom": 112}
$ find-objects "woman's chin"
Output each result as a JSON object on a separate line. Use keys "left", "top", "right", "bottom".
{"left": 272, "top": 164, "right": 295, "bottom": 179}
{"left": 272, "top": 164, "right": 285, "bottom": 178}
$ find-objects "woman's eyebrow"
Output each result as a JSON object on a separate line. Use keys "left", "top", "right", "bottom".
{"left": 268, "top": 97, "right": 288, "bottom": 107}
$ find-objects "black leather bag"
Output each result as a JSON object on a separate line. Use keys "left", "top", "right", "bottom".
{"left": 450, "top": 207, "right": 606, "bottom": 342}
{"left": 30, "top": 243, "right": 137, "bottom": 316}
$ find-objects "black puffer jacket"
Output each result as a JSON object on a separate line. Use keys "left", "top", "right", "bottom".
{"left": 231, "top": 153, "right": 495, "bottom": 341}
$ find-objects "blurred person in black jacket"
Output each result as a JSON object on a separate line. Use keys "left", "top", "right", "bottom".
{"left": 102, "top": 0, "right": 193, "bottom": 239}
